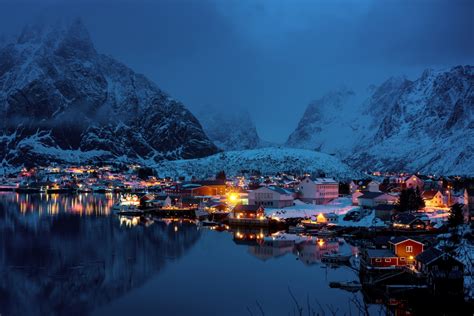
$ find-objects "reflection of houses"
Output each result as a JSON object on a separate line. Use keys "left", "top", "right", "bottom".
{"left": 232, "top": 230, "right": 266, "bottom": 246}
{"left": 248, "top": 186, "right": 294, "bottom": 208}
{"left": 294, "top": 239, "right": 339, "bottom": 265}
{"left": 357, "top": 192, "right": 398, "bottom": 208}
{"left": 297, "top": 177, "right": 339, "bottom": 204}
{"left": 416, "top": 248, "right": 464, "bottom": 296}
{"left": 248, "top": 238, "right": 295, "bottom": 261}
{"left": 422, "top": 190, "right": 445, "bottom": 208}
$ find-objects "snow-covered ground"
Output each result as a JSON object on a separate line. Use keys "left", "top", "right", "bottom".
{"left": 153, "top": 147, "right": 360, "bottom": 179}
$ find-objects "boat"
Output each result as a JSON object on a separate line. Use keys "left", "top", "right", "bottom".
{"left": 300, "top": 219, "right": 322, "bottom": 229}
{"left": 316, "top": 228, "right": 336, "bottom": 238}
{"left": 288, "top": 224, "right": 305, "bottom": 234}
{"left": 200, "top": 220, "right": 219, "bottom": 227}
{"left": 195, "top": 208, "right": 208, "bottom": 220}
{"left": 321, "top": 253, "right": 351, "bottom": 263}
{"left": 329, "top": 281, "right": 361, "bottom": 292}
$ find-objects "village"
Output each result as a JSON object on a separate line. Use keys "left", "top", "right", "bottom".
{"left": 1, "top": 164, "right": 473, "bottom": 312}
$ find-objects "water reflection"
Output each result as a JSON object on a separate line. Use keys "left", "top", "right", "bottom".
{"left": 0, "top": 193, "right": 201, "bottom": 316}
{"left": 2, "top": 192, "right": 115, "bottom": 216}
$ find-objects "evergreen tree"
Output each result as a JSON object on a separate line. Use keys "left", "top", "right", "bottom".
{"left": 396, "top": 188, "right": 425, "bottom": 212}
{"left": 448, "top": 203, "right": 464, "bottom": 228}
{"left": 216, "top": 170, "right": 226, "bottom": 181}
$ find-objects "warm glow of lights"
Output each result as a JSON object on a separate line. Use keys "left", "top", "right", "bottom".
{"left": 317, "top": 213, "right": 327, "bottom": 223}
{"left": 317, "top": 239, "right": 325, "bottom": 247}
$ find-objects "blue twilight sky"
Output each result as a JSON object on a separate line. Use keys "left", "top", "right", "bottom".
{"left": 0, "top": 0, "right": 473, "bottom": 143}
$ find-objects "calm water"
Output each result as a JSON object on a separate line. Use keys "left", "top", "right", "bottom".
{"left": 0, "top": 193, "right": 375, "bottom": 316}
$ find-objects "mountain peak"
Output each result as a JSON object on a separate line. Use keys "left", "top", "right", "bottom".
{"left": 55, "top": 18, "right": 96, "bottom": 59}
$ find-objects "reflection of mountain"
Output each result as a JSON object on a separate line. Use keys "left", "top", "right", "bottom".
{"left": 0, "top": 194, "right": 201, "bottom": 316}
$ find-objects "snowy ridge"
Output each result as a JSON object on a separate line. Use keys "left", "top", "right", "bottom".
{"left": 287, "top": 66, "right": 474, "bottom": 175}
{"left": 153, "top": 147, "right": 360, "bottom": 179}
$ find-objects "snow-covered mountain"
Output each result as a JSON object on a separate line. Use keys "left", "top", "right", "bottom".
{"left": 153, "top": 147, "right": 360, "bottom": 179}
{"left": 0, "top": 20, "right": 218, "bottom": 168}
{"left": 195, "top": 107, "right": 268, "bottom": 151}
{"left": 286, "top": 66, "right": 474, "bottom": 175}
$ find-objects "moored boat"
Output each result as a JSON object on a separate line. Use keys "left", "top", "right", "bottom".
{"left": 329, "top": 281, "right": 361, "bottom": 292}
{"left": 321, "top": 253, "right": 351, "bottom": 263}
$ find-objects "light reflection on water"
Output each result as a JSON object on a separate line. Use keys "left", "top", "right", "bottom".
{"left": 4, "top": 192, "right": 115, "bottom": 216}
{"left": 0, "top": 192, "right": 368, "bottom": 316}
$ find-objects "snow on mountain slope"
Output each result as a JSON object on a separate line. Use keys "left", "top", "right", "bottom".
{"left": 195, "top": 107, "right": 265, "bottom": 150}
{"left": 287, "top": 66, "right": 474, "bottom": 175}
{"left": 153, "top": 147, "right": 360, "bottom": 179}
{"left": 0, "top": 19, "right": 218, "bottom": 168}
{"left": 352, "top": 66, "right": 474, "bottom": 175}
{"left": 286, "top": 87, "right": 371, "bottom": 156}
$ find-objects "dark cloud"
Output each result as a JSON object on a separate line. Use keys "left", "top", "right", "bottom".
{"left": 0, "top": 0, "right": 472, "bottom": 142}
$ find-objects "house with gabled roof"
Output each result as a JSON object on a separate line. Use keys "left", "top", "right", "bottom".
{"left": 392, "top": 213, "right": 428, "bottom": 230}
{"left": 248, "top": 186, "right": 294, "bottom": 208}
{"left": 422, "top": 190, "right": 446, "bottom": 208}
{"left": 297, "top": 177, "right": 339, "bottom": 204}
{"left": 388, "top": 236, "right": 424, "bottom": 265}
{"left": 357, "top": 191, "right": 398, "bottom": 208}
{"left": 416, "top": 247, "right": 464, "bottom": 296}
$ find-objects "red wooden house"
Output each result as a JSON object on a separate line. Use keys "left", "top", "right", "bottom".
{"left": 388, "top": 237, "right": 424, "bottom": 265}
{"left": 364, "top": 249, "right": 399, "bottom": 268}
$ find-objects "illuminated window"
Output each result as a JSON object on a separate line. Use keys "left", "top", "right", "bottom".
{"left": 385, "top": 258, "right": 391, "bottom": 262}
{"left": 375, "top": 258, "right": 382, "bottom": 262}
{"left": 406, "top": 246, "right": 413, "bottom": 252}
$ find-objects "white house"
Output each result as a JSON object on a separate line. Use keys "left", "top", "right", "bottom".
{"left": 357, "top": 192, "right": 398, "bottom": 208}
{"left": 248, "top": 186, "right": 294, "bottom": 208}
{"left": 297, "top": 177, "right": 339, "bottom": 204}
{"left": 367, "top": 181, "right": 381, "bottom": 192}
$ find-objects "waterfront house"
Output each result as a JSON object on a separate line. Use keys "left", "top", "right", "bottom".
{"left": 388, "top": 237, "right": 424, "bottom": 265}
{"left": 422, "top": 190, "right": 446, "bottom": 208}
{"left": 248, "top": 186, "right": 294, "bottom": 208}
{"left": 297, "top": 177, "right": 339, "bottom": 204}
{"left": 232, "top": 204, "right": 265, "bottom": 220}
{"left": 357, "top": 192, "right": 398, "bottom": 208}
{"left": 392, "top": 213, "right": 427, "bottom": 230}
{"left": 416, "top": 247, "right": 464, "bottom": 296}
{"left": 364, "top": 249, "right": 399, "bottom": 268}
{"left": 148, "top": 195, "right": 172, "bottom": 208}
